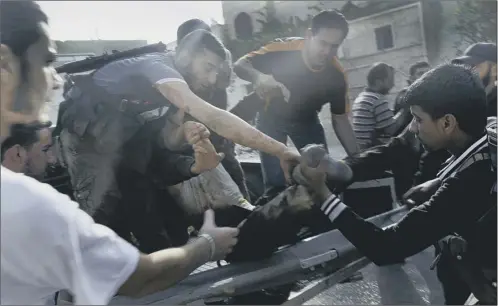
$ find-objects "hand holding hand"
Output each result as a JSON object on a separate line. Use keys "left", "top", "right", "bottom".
{"left": 277, "top": 147, "right": 301, "bottom": 184}
{"left": 184, "top": 121, "right": 210, "bottom": 145}
{"left": 199, "top": 209, "right": 239, "bottom": 261}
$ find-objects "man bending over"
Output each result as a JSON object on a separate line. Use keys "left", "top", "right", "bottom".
{"left": 234, "top": 10, "right": 358, "bottom": 191}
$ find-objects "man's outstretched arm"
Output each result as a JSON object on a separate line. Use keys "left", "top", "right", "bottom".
{"left": 303, "top": 160, "right": 492, "bottom": 266}
{"left": 155, "top": 82, "right": 299, "bottom": 181}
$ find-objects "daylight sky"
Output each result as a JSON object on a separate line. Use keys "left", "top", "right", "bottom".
{"left": 38, "top": 1, "right": 224, "bottom": 43}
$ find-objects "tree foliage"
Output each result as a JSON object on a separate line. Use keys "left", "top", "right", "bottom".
{"left": 453, "top": 0, "right": 497, "bottom": 52}
{"left": 223, "top": 3, "right": 325, "bottom": 61}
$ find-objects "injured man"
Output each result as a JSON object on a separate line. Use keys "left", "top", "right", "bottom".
{"left": 162, "top": 141, "right": 348, "bottom": 263}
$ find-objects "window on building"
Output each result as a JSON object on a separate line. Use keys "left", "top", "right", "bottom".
{"left": 374, "top": 25, "right": 394, "bottom": 51}
{"left": 234, "top": 12, "right": 254, "bottom": 40}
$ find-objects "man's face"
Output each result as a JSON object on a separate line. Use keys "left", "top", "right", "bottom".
{"left": 188, "top": 48, "right": 223, "bottom": 94}
{"left": 306, "top": 27, "right": 344, "bottom": 67}
{"left": 410, "top": 66, "right": 430, "bottom": 84}
{"left": 0, "top": 22, "right": 57, "bottom": 139}
{"left": 409, "top": 105, "right": 451, "bottom": 151}
{"left": 475, "top": 61, "right": 497, "bottom": 93}
{"left": 2, "top": 128, "right": 55, "bottom": 178}
{"left": 24, "top": 128, "right": 55, "bottom": 178}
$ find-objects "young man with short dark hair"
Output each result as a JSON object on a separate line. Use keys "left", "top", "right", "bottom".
{"left": 299, "top": 64, "right": 495, "bottom": 302}
{"left": 234, "top": 10, "right": 358, "bottom": 191}
{"left": 175, "top": 19, "right": 250, "bottom": 199}
{"left": 352, "top": 62, "right": 409, "bottom": 150}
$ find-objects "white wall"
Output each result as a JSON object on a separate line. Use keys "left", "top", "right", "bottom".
{"left": 340, "top": 3, "right": 427, "bottom": 104}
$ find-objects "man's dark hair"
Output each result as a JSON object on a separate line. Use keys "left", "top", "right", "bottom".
{"left": 177, "top": 19, "right": 211, "bottom": 43}
{"left": 367, "top": 62, "right": 393, "bottom": 87}
{"left": 0, "top": 0, "right": 48, "bottom": 81}
{"left": 1, "top": 121, "right": 51, "bottom": 160}
{"left": 405, "top": 63, "right": 487, "bottom": 137}
{"left": 409, "top": 61, "right": 430, "bottom": 77}
{"left": 0, "top": 1, "right": 48, "bottom": 56}
{"left": 176, "top": 29, "right": 226, "bottom": 61}
{"left": 310, "top": 10, "right": 349, "bottom": 39}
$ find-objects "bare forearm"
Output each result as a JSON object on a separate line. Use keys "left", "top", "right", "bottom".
{"left": 233, "top": 58, "right": 262, "bottom": 83}
{"left": 119, "top": 238, "right": 210, "bottom": 298}
{"left": 157, "top": 83, "right": 287, "bottom": 157}
{"left": 199, "top": 106, "right": 287, "bottom": 156}
{"left": 332, "top": 115, "right": 359, "bottom": 156}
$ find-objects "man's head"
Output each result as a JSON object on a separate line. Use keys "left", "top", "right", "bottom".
{"left": 1, "top": 121, "right": 55, "bottom": 178}
{"left": 305, "top": 10, "right": 349, "bottom": 68}
{"left": 452, "top": 43, "right": 497, "bottom": 93}
{"left": 408, "top": 61, "right": 430, "bottom": 85}
{"left": 175, "top": 29, "right": 227, "bottom": 93}
{"left": 367, "top": 62, "right": 395, "bottom": 95}
{"left": 176, "top": 19, "right": 232, "bottom": 93}
{"left": 405, "top": 64, "right": 487, "bottom": 151}
{"left": 176, "top": 19, "right": 211, "bottom": 43}
{"left": 0, "top": 1, "right": 57, "bottom": 140}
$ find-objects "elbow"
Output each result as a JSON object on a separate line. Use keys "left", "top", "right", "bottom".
{"left": 233, "top": 58, "right": 252, "bottom": 81}
{"left": 233, "top": 60, "right": 245, "bottom": 78}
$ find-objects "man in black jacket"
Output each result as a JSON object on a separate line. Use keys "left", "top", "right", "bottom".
{"left": 299, "top": 64, "right": 495, "bottom": 305}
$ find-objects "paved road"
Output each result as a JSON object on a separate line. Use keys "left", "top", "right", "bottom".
{"left": 305, "top": 247, "right": 445, "bottom": 305}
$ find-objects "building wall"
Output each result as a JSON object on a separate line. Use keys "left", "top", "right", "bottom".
{"left": 221, "top": 1, "right": 345, "bottom": 39}
{"left": 435, "top": 1, "right": 463, "bottom": 62}
{"left": 340, "top": 2, "right": 427, "bottom": 104}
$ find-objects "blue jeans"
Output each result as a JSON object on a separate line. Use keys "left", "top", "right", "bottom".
{"left": 256, "top": 113, "right": 328, "bottom": 190}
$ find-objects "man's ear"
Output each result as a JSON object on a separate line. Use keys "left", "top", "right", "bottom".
{"left": 440, "top": 114, "right": 458, "bottom": 135}
{"left": 175, "top": 49, "right": 192, "bottom": 71}
{"left": 0, "top": 44, "right": 19, "bottom": 81}
{"left": 0, "top": 44, "right": 20, "bottom": 93}
{"left": 3, "top": 144, "right": 26, "bottom": 164}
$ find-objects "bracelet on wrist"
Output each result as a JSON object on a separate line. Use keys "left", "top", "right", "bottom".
{"left": 198, "top": 233, "right": 216, "bottom": 261}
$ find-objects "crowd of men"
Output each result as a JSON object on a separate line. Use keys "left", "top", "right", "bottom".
{"left": 0, "top": 1, "right": 496, "bottom": 305}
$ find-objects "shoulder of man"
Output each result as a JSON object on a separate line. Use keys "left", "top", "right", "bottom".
{"left": 1, "top": 167, "right": 80, "bottom": 221}
{"left": 260, "top": 37, "right": 306, "bottom": 52}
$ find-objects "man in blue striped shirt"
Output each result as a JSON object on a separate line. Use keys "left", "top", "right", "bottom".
{"left": 352, "top": 62, "right": 410, "bottom": 150}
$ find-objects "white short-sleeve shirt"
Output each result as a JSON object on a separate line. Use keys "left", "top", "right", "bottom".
{"left": 1, "top": 167, "right": 140, "bottom": 305}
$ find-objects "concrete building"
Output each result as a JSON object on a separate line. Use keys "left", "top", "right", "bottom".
{"left": 221, "top": 0, "right": 465, "bottom": 155}
{"left": 222, "top": 0, "right": 463, "bottom": 104}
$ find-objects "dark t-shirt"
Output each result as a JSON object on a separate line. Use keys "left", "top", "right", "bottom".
{"left": 92, "top": 51, "right": 186, "bottom": 103}
{"left": 241, "top": 37, "right": 349, "bottom": 121}
{"left": 89, "top": 51, "right": 187, "bottom": 173}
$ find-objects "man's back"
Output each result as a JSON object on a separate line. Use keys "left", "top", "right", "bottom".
{"left": 0, "top": 167, "right": 139, "bottom": 305}
{"left": 352, "top": 90, "right": 395, "bottom": 150}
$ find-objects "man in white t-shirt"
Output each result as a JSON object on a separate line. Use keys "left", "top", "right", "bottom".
{"left": 0, "top": 1, "right": 239, "bottom": 304}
